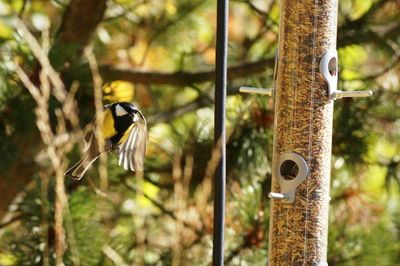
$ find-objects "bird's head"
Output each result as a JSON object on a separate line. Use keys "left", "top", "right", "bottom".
{"left": 115, "top": 102, "right": 146, "bottom": 124}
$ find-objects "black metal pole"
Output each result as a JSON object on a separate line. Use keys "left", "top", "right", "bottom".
{"left": 213, "top": 0, "right": 228, "bottom": 265}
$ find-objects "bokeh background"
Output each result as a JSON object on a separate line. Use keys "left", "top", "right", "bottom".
{"left": 0, "top": 0, "right": 400, "bottom": 265}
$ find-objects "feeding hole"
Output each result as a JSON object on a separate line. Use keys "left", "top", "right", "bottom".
{"left": 328, "top": 57, "right": 337, "bottom": 76}
{"left": 280, "top": 159, "right": 299, "bottom": 180}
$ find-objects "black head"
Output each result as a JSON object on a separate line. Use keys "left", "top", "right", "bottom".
{"left": 111, "top": 102, "right": 146, "bottom": 124}
{"left": 111, "top": 102, "right": 133, "bottom": 116}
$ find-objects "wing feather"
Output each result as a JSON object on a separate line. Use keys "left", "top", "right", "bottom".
{"left": 132, "top": 123, "right": 147, "bottom": 171}
{"left": 124, "top": 127, "right": 138, "bottom": 170}
{"left": 131, "top": 127, "right": 141, "bottom": 170}
{"left": 118, "top": 118, "right": 147, "bottom": 172}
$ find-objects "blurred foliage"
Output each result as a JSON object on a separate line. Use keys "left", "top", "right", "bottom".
{"left": 0, "top": 0, "right": 400, "bottom": 265}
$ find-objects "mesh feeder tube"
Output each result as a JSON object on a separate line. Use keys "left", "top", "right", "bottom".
{"left": 268, "top": 0, "right": 338, "bottom": 265}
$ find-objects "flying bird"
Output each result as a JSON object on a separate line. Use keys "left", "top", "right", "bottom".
{"left": 64, "top": 102, "right": 147, "bottom": 180}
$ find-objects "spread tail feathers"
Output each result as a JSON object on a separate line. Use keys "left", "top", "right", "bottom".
{"left": 64, "top": 131, "right": 101, "bottom": 180}
{"left": 64, "top": 153, "right": 100, "bottom": 180}
{"left": 65, "top": 128, "right": 112, "bottom": 180}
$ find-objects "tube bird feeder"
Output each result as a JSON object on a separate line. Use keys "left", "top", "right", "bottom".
{"left": 240, "top": 1, "right": 372, "bottom": 264}
{"left": 267, "top": 0, "right": 369, "bottom": 264}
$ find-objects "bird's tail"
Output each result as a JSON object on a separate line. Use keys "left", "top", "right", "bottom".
{"left": 64, "top": 153, "right": 100, "bottom": 180}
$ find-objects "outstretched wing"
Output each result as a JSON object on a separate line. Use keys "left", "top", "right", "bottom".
{"left": 117, "top": 116, "right": 147, "bottom": 172}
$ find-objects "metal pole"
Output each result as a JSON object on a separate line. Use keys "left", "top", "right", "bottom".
{"left": 268, "top": 0, "right": 338, "bottom": 265}
{"left": 213, "top": 0, "right": 228, "bottom": 264}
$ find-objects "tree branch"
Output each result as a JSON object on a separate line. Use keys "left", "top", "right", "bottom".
{"left": 147, "top": 96, "right": 212, "bottom": 124}
{"left": 100, "top": 58, "right": 275, "bottom": 86}
{"left": 0, "top": 214, "right": 22, "bottom": 229}
{"left": 100, "top": 16, "right": 400, "bottom": 87}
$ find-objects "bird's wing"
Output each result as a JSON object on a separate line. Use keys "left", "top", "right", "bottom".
{"left": 117, "top": 118, "right": 147, "bottom": 172}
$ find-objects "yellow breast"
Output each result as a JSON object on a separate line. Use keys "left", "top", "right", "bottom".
{"left": 102, "top": 108, "right": 117, "bottom": 139}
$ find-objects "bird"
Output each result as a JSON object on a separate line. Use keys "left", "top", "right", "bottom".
{"left": 64, "top": 102, "right": 147, "bottom": 180}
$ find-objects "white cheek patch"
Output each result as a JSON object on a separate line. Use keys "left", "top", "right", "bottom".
{"left": 115, "top": 104, "right": 128, "bottom": 117}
